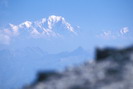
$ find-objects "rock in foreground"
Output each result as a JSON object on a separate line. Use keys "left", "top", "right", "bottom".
{"left": 23, "top": 46, "right": 133, "bottom": 89}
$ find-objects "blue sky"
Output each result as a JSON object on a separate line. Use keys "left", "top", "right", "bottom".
{"left": 0, "top": 0, "right": 133, "bottom": 53}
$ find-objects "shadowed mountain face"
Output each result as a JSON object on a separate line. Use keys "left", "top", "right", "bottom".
{"left": 23, "top": 45, "right": 133, "bottom": 89}
{"left": 0, "top": 47, "right": 90, "bottom": 89}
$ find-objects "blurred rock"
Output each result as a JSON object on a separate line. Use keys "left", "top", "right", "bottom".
{"left": 23, "top": 45, "right": 133, "bottom": 89}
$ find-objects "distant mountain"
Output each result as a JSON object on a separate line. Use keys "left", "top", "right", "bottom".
{"left": 24, "top": 45, "right": 133, "bottom": 89}
{"left": 0, "top": 47, "right": 91, "bottom": 89}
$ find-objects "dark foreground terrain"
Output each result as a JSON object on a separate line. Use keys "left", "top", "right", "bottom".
{"left": 23, "top": 46, "right": 133, "bottom": 89}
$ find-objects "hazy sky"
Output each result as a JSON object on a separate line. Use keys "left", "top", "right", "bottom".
{"left": 0, "top": 0, "right": 133, "bottom": 53}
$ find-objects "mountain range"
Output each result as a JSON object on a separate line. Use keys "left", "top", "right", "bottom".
{"left": 24, "top": 45, "right": 133, "bottom": 89}
{"left": 0, "top": 47, "right": 91, "bottom": 89}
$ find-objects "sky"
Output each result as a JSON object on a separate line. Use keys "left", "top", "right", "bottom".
{"left": 0, "top": 0, "right": 133, "bottom": 53}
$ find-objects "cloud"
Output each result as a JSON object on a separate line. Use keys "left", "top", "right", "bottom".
{"left": 120, "top": 27, "right": 129, "bottom": 35}
{"left": 98, "top": 31, "right": 116, "bottom": 39}
{"left": 98, "top": 27, "right": 130, "bottom": 39}
{"left": 103, "top": 31, "right": 111, "bottom": 37}
{"left": 0, "top": 15, "right": 76, "bottom": 44}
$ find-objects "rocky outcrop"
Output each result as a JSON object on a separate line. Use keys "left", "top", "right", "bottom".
{"left": 23, "top": 45, "right": 133, "bottom": 89}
